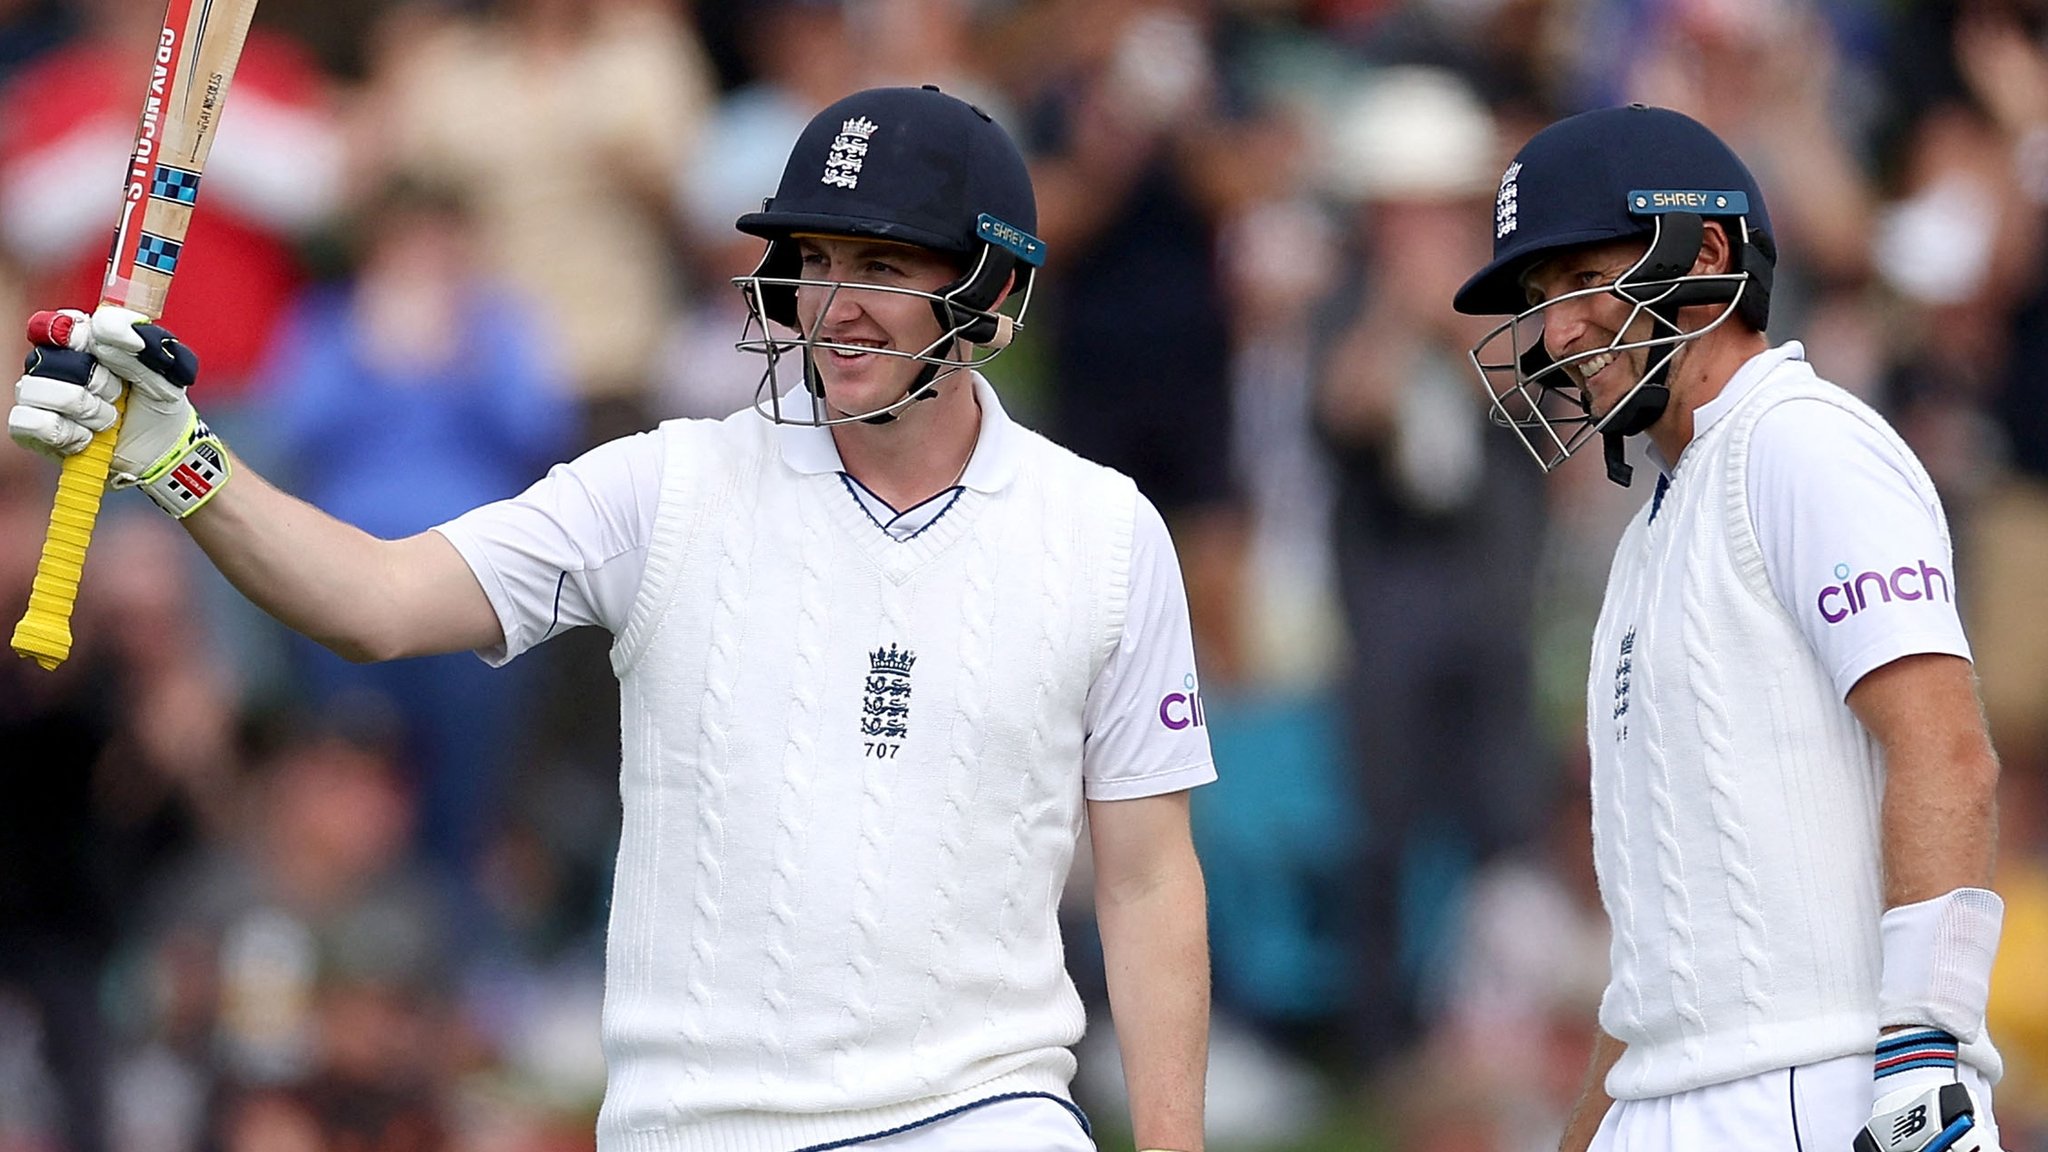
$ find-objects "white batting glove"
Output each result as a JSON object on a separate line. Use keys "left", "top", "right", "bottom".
{"left": 1855, "top": 1030, "right": 1999, "bottom": 1152}
{"left": 9, "top": 305, "right": 230, "bottom": 517}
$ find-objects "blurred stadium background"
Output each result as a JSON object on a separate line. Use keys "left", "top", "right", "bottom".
{"left": 2, "top": 0, "right": 2046, "bottom": 1149}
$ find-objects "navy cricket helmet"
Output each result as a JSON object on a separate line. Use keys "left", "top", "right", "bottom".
{"left": 1454, "top": 105, "right": 1776, "bottom": 484}
{"left": 733, "top": 85, "right": 1047, "bottom": 426}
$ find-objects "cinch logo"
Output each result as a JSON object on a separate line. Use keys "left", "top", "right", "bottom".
{"left": 1158, "top": 672, "right": 1205, "bottom": 731}
{"left": 1817, "top": 560, "right": 1950, "bottom": 625}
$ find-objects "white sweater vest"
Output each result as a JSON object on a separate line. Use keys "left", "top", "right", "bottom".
{"left": 1586, "top": 361, "right": 1999, "bottom": 1098}
{"left": 592, "top": 410, "right": 1135, "bottom": 1150}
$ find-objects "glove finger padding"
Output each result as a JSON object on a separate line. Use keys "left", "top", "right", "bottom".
{"left": 10, "top": 346, "right": 114, "bottom": 457}
{"left": 18, "top": 351, "right": 118, "bottom": 429}
{"left": 8, "top": 404, "right": 93, "bottom": 456}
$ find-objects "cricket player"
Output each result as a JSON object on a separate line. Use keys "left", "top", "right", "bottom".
{"left": 9, "top": 86, "right": 1213, "bottom": 1151}
{"left": 1452, "top": 105, "right": 2006, "bottom": 1152}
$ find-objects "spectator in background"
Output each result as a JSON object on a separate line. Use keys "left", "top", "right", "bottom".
{"left": 658, "top": 0, "right": 857, "bottom": 420}
{"left": 260, "top": 175, "right": 572, "bottom": 897}
{"left": 1618, "top": 0, "right": 1878, "bottom": 331}
{"left": 715, "top": 0, "right": 861, "bottom": 127}
{"left": 137, "top": 725, "right": 456, "bottom": 1152}
{"left": 365, "top": 0, "right": 714, "bottom": 438}
{"left": 1311, "top": 67, "right": 1551, "bottom": 1083}
{"left": 1869, "top": 84, "right": 2031, "bottom": 536}
{"left": 1178, "top": 98, "right": 1353, "bottom": 1139}
{"left": 1423, "top": 779, "right": 1610, "bottom": 1150}
{"left": 1023, "top": 0, "right": 1250, "bottom": 681}
{"left": 1219, "top": 106, "right": 1345, "bottom": 692}
{"left": 0, "top": 0, "right": 341, "bottom": 411}
{"left": 246, "top": 0, "right": 404, "bottom": 81}
{"left": 662, "top": 127, "right": 798, "bottom": 421}
{"left": 855, "top": 0, "right": 1015, "bottom": 123}
{"left": 1947, "top": 1, "right": 2048, "bottom": 787}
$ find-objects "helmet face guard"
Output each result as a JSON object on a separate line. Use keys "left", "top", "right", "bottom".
{"left": 1468, "top": 213, "right": 1754, "bottom": 474}
{"left": 1451, "top": 105, "right": 1777, "bottom": 484}
{"left": 733, "top": 219, "right": 1040, "bottom": 426}
{"left": 728, "top": 86, "right": 1045, "bottom": 427}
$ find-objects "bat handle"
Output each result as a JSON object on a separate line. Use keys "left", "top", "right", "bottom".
{"left": 10, "top": 385, "right": 124, "bottom": 670}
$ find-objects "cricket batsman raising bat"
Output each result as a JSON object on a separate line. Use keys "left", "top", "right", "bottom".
{"left": 3, "top": 85, "right": 1215, "bottom": 1149}
{"left": 8, "top": 0, "right": 259, "bottom": 669}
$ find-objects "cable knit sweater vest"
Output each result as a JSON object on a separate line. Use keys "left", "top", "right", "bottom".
{"left": 1586, "top": 360, "right": 1999, "bottom": 1098}
{"left": 594, "top": 408, "right": 1135, "bottom": 1151}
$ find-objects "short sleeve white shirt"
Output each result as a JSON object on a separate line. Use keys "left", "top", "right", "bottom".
{"left": 1673, "top": 343, "right": 1971, "bottom": 700}
{"left": 436, "top": 376, "right": 1214, "bottom": 799}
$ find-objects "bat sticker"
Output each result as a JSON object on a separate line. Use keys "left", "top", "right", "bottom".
{"left": 150, "top": 164, "right": 201, "bottom": 205}
{"left": 136, "top": 233, "right": 183, "bottom": 274}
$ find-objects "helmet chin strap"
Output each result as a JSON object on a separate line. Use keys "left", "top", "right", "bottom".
{"left": 802, "top": 354, "right": 957, "bottom": 426}
{"left": 1600, "top": 379, "right": 1669, "bottom": 487}
{"left": 858, "top": 362, "right": 943, "bottom": 426}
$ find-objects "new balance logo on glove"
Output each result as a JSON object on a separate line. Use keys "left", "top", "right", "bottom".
{"left": 1894, "top": 1104, "right": 1929, "bottom": 1142}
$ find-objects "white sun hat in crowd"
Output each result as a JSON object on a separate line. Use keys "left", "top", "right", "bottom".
{"left": 1321, "top": 66, "right": 1498, "bottom": 203}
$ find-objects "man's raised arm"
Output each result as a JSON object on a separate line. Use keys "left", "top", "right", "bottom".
{"left": 10, "top": 305, "right": 501, "bottom": 663}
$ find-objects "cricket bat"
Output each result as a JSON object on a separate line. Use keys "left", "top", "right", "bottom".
{"left": 10, "top": 0, "right": 262, "bottom": 670}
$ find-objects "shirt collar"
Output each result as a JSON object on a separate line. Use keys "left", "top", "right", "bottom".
{"left": 774, "top": 372, "right": 1020, "bottom": 493}
{"left": 1648, "top": 340, "right": 1806, "bottom": 475}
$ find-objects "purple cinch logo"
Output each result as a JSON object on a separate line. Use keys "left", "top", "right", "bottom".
{"left": 1158, "top": 672, "right": 1205, "bottom": 731}
{"left": 1817, "top": 560, "right": 1949, "bottom": 625}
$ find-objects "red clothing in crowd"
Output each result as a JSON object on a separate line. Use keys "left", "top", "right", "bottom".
{"left": 0, "top": 29, "right": 339, "bottom": 396}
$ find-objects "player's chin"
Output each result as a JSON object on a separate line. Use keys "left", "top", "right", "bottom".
{"left": 816, "top": 361, "right": 913, "bottom": 418}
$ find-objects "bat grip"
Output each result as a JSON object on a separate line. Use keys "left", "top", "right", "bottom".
{"left": 10, "top": 393, "right": 125, "bottom": 669}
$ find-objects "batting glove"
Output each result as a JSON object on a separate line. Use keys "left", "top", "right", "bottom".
{"left": 1855, "top": 1030, "right": 1997, "bottom": 1152}
{"left": 9, "top": 305, "right": 229, "bottom": 518}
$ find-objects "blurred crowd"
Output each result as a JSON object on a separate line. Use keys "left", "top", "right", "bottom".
{"left": 2, "top": 0, "right": 2047, "bottom": 1150}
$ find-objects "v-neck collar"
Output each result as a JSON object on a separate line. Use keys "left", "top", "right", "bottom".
{"left": 773, "top": 372, "right": 1022, "bottom": 496}
{"left": 836, "top": 473, "right": 967, "bottom": 542}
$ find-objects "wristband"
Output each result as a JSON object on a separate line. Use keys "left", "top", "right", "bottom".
{"left": 1876, "top": 1027, "right": 1961, "bottom": 1082}
{"left": 1878, "top": 887, "right": 2003, "bottom": 1043}
{"left": 117, "top": 411, "right": 231, "bottom": 518}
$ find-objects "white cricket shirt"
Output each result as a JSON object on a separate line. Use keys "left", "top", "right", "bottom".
{"left": 436, "top": 375, "right": 1217, "bottom": 800}
{"left": 1592, "top": 342, "right": 1993, "bottom": 1099}
{"left": 439, "top": 373, "right": 1214, "bottom": 1148}
{"left": 1663, "top": 341, "right": 1971, "bottom": 694}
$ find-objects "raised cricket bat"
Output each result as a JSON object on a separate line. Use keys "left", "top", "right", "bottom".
{"left": 10, "top": 0, "right": 262, "bottom": 670}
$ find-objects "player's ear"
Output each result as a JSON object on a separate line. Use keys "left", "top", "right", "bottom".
{"left": 1692, "top": 220, "right": 1737, "bottom": 277}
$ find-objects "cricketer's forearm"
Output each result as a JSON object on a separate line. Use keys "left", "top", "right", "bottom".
{"left": 182, "top": 452, "right": 501, "bottom": 662}
{"left": 1848, "top": 653, "right": 2000, "bottom": 907}
{"left": 1559, "top": 1028, "right": 1624, "bottom": 1152}
{"left": 1093, "top": 802, "right": 1210, "bottom": 1152}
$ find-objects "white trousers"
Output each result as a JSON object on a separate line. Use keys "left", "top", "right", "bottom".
{"left": 847, "top": 1096, "right": 1095, "bottom": 1151}
{"left": 1591, "top": 1055, "right": 2003, "bottom": 1152}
